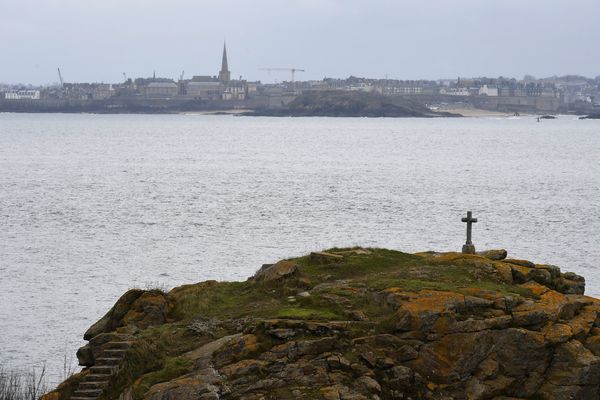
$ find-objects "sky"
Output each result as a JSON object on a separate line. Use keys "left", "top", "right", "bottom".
{"left": 1, "top": 0, "right": 599, "bottom": 85}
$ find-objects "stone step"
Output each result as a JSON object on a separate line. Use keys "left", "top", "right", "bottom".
{"left": 105, "top": 341, "right": 131, "bottom": 350}
{"left": 78, "top": 381, "right": 109, "bottom": 390}
{"left": 72, "top": 388, "right": 103, "bottom": 397}
{"left": 85, "top": 373, "right": 111, "bottom": 382}
{"left": 89, "top": 365, "right": 115, "bottom": 375}
{"left": 95, "top": 357, "right": 122, "bottom": 366}
{"left": 102, "top": 349, "right": 128, "bottom": 357}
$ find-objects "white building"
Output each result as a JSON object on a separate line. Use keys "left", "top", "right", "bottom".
{"left": 4, "top": 90, "right": 41, "bottom": 100}
{"left": 478, "top": 85, "right": 498, "bottom": 96}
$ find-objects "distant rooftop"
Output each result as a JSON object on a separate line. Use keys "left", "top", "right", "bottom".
{"left": 147, "top": 82, "right": 177, "bottom": 88}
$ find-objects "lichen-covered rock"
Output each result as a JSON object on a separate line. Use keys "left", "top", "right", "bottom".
{"left": 84, "top": 289, "right": 144, "bottom": 340}
{"left": 121, "top": 291, "right": 170, "bottom": 329}
{"left": 83, "top": 289, "right": 169, "bottom": 340}
{"left": 145, "top": 376, "right": 221, "bottom": 400}
{"left": 253, "top": 260, "right": 298, "bottom": 281}
{"left": 477, "top": 249, "right": 508, "bottom": 260}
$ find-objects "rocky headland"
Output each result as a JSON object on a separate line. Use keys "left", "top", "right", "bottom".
{"left": 42, "top": 247, "right": 600, "bottom": 400}
{"left": 244, "top": 91, "right": 461, "bottom": 118}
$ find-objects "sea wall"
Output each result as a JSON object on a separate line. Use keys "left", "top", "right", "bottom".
{"left": 0, "top": 97, "right": 269, "bottom": 114}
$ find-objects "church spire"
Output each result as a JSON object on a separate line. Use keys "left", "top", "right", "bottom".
{"left": 221, "top": 42, "right": 228, "bottom": 73}
{"left": 219, "top": 41, "right": 231, "bottom": 83}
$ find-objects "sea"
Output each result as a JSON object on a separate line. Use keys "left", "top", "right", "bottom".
{"left": 1, "top": 113, "right": 599, "bottom": 384}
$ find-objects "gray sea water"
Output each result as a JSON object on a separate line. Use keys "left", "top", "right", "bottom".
{"left": 1, "top": 113, "right": 599, "bottom": 383}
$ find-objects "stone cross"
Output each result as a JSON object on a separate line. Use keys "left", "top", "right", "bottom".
{"left": 461, "top": 211, "right": 478, "bottom": 254}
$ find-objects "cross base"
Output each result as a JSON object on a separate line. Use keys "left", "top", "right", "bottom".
{"left": 462, "top": 244, "right": 476, "bottom": 254}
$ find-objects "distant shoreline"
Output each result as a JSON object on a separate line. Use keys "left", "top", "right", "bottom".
{"left": 0, "top": 110, "right": 592, "bottom": 119}
{"left": 1, "top": 92, "right": 595, "bottom": 118}
{"left": 435, "top": 107, "right": 520, "bottom": 118}
{"left": 1, "top": 105, "right": 595, "bottom": 119}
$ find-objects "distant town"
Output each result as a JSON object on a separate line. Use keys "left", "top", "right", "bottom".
{"left": 1, "top": 43, "right": 599, "bottom": 115}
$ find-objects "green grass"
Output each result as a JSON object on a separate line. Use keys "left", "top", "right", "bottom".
{"left": 171, "top": 281, "right": 276, "bottom": 321}
{"left": 131, "top": 357, "right": 192, "bottom": 399}
{"left": 297, "top": 248, "right": 423, "bottom": 281}
{"left": 169, "top": 248, "right": 534, "bottom": 327}
{"left": 276, "top": 307, "right": 342, "bottom": 320}
{"left": 170, "top": 248, "right": 532, "bottom": 320}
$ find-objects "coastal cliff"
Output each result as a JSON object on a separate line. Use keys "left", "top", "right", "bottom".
{"left": 43, "top": 248, "right": 600, "bottom": 400}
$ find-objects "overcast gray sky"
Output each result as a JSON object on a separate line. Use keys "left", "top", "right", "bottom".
{"left": 1, "top": 0, "right": 599, "bottom": 85}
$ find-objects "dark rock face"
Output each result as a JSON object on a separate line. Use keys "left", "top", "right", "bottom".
{"left": 75, "top": 344, "right": 94, "bottom": 367}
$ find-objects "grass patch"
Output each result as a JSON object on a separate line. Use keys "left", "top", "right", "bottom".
{"left": 276, "top": 307, "right": 342, "bottom": 320}
{"left": 296, "top": 248, "right": 423, "bottom": 281}
{"left": 131, "top": 357, "right": 192, "bottom": 399}
{"left": 171, "top": 281, "right": 277, "bottom": 321}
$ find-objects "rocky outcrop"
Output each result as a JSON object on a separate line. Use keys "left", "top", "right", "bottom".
{"left": 244, "top": 91, "right": 461, "bottom": 118}
{"left": 477, "top": 249, "right": 507, "bottom": 261}
{"left": 84, "top": 290, "right": 170, "bottom": 341}
{"left": 44, "top": 247, "right": 599, "bottom": 400}
{"left": 253, "top": 260, "right": 299, "bottom": 282}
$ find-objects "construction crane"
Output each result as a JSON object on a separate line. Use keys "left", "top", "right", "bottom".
{"left": 259, "top": 68, "right": 305, "bottom": 82}
{"left": 57, "top": 68, "right": 64, "bottom": 87}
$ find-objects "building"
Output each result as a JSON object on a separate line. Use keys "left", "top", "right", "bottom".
{"left": 222, "top": 82, "right": 246, "bottom": 100}
{"left": 144, "top": 82, "right": 178, "bottom": 98}
{"left": 186, "top": 80, "right": 222, "bottom": 100}
{"left": 4, "top": 90, "right": 41, "bottom": 100}
{"left": 179, "top": 42, "right": 255, "bottom": 100}
{"left": 93, "top": 84, "right": 115, "bottom": 99}
{"left": 378, "top": 84, "right": 423, "bottom": 95}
